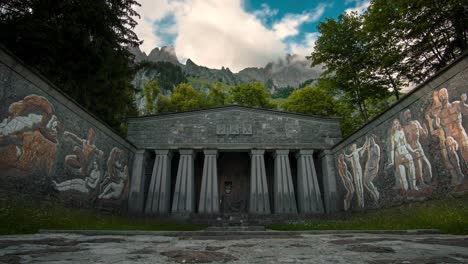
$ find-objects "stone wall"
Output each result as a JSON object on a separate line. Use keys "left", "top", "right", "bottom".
{"left": 327, "top": 53, "right": 468, "bottom": 212}
{"left": 128, "top": 106, "right": 341, "bottom": 150}
{"left": 0, "top": 47, "right": 136, "bottom": 213}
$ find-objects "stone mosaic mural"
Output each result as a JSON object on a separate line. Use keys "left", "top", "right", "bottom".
{"left": 0, "top": 94, "right": 131, "bottom": 209}
{"left": 0, "top": 48, "right": 135, "bottom": 213}
{"left": 337, "top": 135, "right": 381, "bottom": 210}
{"left": 0, "top": 95, "right": 61, "bottom": 177}
{"left": 334, "top": 85, "right": 468, "bottom": 211}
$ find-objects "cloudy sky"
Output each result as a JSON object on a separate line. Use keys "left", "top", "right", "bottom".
{"left": 134, "top": 0, "right": 370, "bottom": 72}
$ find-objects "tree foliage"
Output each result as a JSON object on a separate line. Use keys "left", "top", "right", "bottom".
{"left": 143, "top": 80, "right": 160, "bottom": 114}
{"left": 282, "top": 86, "right": 337, "bottom": 116}
{"left": 228, "top": 82, "right": 276, "bottom": 109}
{"left": 272, "top": 87, "right": 295, "bottom": 99}
{"left": 207, "top": 83, "right": 228, "bottom": 107}
{"left": 169, "top": 83, "right": 207, "bottom": 112}
{"left": 0, "top": 0, "right": 140, "bottom": 135}
{"left": 309, "top": 13, "right": 391, "bottom": 122}
{"left": 365, "top": 0, "right": 468, "bottom": 82}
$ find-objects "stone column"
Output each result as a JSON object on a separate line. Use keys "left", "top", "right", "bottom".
{"left": 128, "top": 150, "right": 148, "bottom": 214}
{"left": 296, "top": 150, "right": 324, "bottom": 214}
{"left": 145, "top": 150, "right": 172, "bottom": 214}
{"left": 172, "top": 149, "right": 195, "bottom": 213}
{"left": 321, "top": 150, "right": 338, "bottom": 213}
{"left": 198, "top": 149, "right": 219, "bottom": 214}
{"left": 273, "top": 149, "right": 298, "bottom": 214}
{"left": 249, "top": 149, "right": 270, "bottom": 214}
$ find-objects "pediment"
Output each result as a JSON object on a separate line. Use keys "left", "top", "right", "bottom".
{"left": 127, "top": 105, "right": 341, "bottom": 150}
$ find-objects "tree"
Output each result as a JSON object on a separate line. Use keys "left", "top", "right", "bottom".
{"left": 308, "top": 13, "right": 391, "bottom": 122}
{"left": 0, "top": 0, "right": 140, "bottom": 135}
{"left": 143, "top": 80, "right": 160, "bottom": 114}
{"left": 272, "top": 87, "right": 295, "bottom": 99}
{"left": 282, "top": 86, "right": 338, "bottom": 116}
{"left": 228, "top": 82, "right": 276, "bottom": 109}
{"left": 365, "top": 0, "right": 468, "bottom": 82}
{"left": 170, "top": 83, "right": 207, "bottom": 112}
{"left": 156, "top": 94, "right": 173, "bottom": 113}
{"left": 207, "top": 83, "right": 227, "bottom": 107}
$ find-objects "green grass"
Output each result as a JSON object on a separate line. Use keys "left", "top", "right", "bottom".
{"left": 0, "top": 197, "right": 205, "bottom": 235}
{"left": 268, "top": 195, "right": 468, "bottom": 235}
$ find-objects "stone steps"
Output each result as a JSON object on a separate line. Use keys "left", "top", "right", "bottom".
{"left": 206, "top": 226, "right": 266, "bottom": 231}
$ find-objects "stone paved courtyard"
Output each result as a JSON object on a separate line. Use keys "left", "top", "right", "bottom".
{"left": 0, "top": 232, "right": 467, "bottom": 263}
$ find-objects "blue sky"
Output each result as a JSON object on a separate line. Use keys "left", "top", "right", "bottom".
{"left": 134, "top": 0, "right": 370, "bottom": 71}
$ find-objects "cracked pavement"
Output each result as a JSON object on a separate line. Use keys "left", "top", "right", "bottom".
{"left": 0, "top": 232, "right": 467, "bottom": 263}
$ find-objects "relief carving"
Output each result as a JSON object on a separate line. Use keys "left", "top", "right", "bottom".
{"left": 56, "top": 129, "right": 130, "bottom": 200}
{"left": 402, "top": 109, "right": 432, "bottom": 186}
{"left": 388, "top": 119, "right": 418, "bottom": 192}
{"left": 338, "top": 135, "right": 381, "bottom": 210}
{"left": 425, "top": 88, "right": 466, "bottom": 185}
{"left": 216, "top": 123, "right": 252, "bottom": 135}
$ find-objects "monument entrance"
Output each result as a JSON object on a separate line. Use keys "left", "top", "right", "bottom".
{"left": 127, "top": 105, "right": 341, "bottom": 215}
{"left": 218, "top": 152, "right": 250, "bottom": 214}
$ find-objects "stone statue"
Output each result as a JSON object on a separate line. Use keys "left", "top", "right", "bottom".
{"left": 363, "top": 136, "right": 381, "bottom": 203}
{"left": 64, "top": 128, "right": 104, "bottom": 176}
{"left": 402, "top": 109, "right": 432, "bottom": 186}
{"left": 337, "top": 153, "right": 355, "bottom": 211}
{"left": 343, "top": 141, "right": 368, "bottom": 208}
{"left": 388, "top": 119, "right": 418, "bottom": 192}
{"left": 425, "top": 90, "right": 465, "bottom": 185}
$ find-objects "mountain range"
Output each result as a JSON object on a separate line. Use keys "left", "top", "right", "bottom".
{"left": 129, "top": 46, "right": 323, "bottom": 93}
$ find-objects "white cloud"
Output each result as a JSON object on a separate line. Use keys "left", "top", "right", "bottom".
{"left": 133, "top": 0, "right": 329, "bottom": 71}
{"left": 288, "top": 32, "right": 320, "bottom": 56}
{"left": 272, "top": 4, "right": 327, "bottom": 39}
{"left": 174, "top": 0, "right": 285, "bottom": 72}
{"left": 133, "top": 0, "right": 188, "bottom": 53}
{"left": 134, "top": 0, "right": 285, "bottom": 72}
{"left": 252, "top": 3, "right": 278, "bottom": 23}
{"left": 345, "top": 0, "right": 370, "bottom": 15}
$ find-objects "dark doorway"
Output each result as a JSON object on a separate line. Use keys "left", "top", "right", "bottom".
{"left": 218, "top": 152, "right": 250, "bottom": 214}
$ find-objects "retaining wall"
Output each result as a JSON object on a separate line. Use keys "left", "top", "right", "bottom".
{"left": 0, "top": 47, "right": 136, "bottom": 213}
{"left": 326, "top": 53, "right": 468, "bottom": 212}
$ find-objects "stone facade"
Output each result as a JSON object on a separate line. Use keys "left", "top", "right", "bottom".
{"left": 127, "top": 106, "right": 341, "bottom": 150}
{"left": 0, "top": 47, "right": 136, "bottom": 213}
{"left": 329, "top": 53, "right": 468, "bottom": 212}
{"left": 127, "top": 107, "right": 341, "bottom": 215}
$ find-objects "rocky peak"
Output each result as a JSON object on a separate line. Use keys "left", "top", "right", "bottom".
{"left": 147, "top": 46, "right": 181, "bottom": 65}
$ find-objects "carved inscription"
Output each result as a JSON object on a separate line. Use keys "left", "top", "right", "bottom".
{"left": 217, "top": 123, "right": 252, "bottom": 135}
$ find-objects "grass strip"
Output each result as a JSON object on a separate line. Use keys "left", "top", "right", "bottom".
{"left": 267, "top": 195, "right": 468, "bottom": 235}
{"left": 0, "top": 197, "right": 204, "bottom": 235}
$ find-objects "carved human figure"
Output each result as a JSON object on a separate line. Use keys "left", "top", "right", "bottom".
{"left": 402, "top": 109, "right": 432, "bottom": 186}
{"left": 436, "top": 88, "right": 468, "bottom": 163}
{"left": 343, "top": 142, "right": 368, "bottom": 208}
{"left": 425, "top": 90, "right": 464, "bottom": 185}
{"left": 64, "top": 128, "right": 103, "bottom": 176}
{"left": 388, "top": 119, "right": 418, "bottom": 192}
{"left": 53, "top": 159, "right": 102, "bottom": 193}
{"left": 363, "top": 136, "right": 381, "bottom": 203}
{"left": 98, "top": 147, "right": 129, "bottom": 199}
{"left": 0, "top": 95, "right": 61, "bottom": 176}
{"left": 445, "top": 136, "right": 464, "bottom": 184}
{"left": 337, "top": 153, "right": 355, "bottom": 211}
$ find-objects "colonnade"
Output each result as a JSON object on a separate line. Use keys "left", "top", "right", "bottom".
{"left": 130, "top": 149, "right": 324, "bottom": 215}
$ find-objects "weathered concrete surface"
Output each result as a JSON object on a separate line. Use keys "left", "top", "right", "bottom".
{"left": 1, "top": 232, "right": 467, "bottom": 263}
